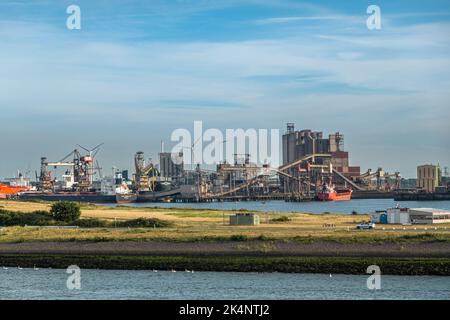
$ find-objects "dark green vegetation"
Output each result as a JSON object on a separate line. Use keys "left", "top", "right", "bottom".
{"left": 0, "top": 205, "right": 172, "bottom": 229}
{"left": 271, "top": 216, "right": 291, "bottom": 222}
{"left": 0, "top": 210, "right": 54, "bottom": 226}
{"left": 50, "top": 201, "right": 81, "bottom": 222}
{"left": 1, "top": 254, "right": 449, "bottom": 275}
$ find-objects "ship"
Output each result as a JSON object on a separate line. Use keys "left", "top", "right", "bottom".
{"left": 317, "top": 184, "right": 352, "bottom": 201}
{"left": 0, "top": 184, "right": 29, "bottom": 199}
{"left": 18, "top": 190, "right": 136, "bottom": 204}
{"left": 18, "top": 172, "right": 137, "bottom": 204}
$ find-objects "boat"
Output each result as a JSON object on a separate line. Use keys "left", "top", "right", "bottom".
{"left": 19, "top": 191, "right": 117, "bottom": 203}
{"left": 0, "top": 184, "right": 29, "bottom": 198}
{"left": 317, "top": 184, "right": 352, "bottom": 201}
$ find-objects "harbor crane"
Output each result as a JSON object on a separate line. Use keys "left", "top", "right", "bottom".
{"left": 37, "top": 144, "right": 103, "bottom": 192}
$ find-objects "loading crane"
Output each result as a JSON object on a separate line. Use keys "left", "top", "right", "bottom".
{"left": 37, "top": 144, "right": 103, "bottom": 192}
{"left": 134, "top": 151, "right": 157, "bottom": 192}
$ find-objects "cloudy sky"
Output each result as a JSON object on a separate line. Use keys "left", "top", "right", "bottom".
{"left": 0, "top": 0, "right": 449, "bottom": 178}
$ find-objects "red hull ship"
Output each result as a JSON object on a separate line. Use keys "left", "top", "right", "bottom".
{"left": 317, "top": 184, "right": 352, "bottom": 201}
{"left": 0, "top": 184, "right": 29, "bottom": 198}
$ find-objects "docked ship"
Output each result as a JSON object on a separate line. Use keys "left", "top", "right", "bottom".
{"left": 0, "top": 172, "right": 32, "bottom": 198}
{"left": 0, "top": 184, "right": 29, "bottom": 199}
{"left": 19, "top": 171, "right": 136, "bottom": 204}
{"left": 317, "top": 184, "right": 353, "bottom": 201}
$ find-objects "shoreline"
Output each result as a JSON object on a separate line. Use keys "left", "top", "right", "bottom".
{"left": 1, "top": 240, "right": 449, "bottom": 275}
{"left": 1, "top": 253, "right": 449, "bottom": 275}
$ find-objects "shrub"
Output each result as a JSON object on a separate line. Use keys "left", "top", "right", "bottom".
{"left": 50, "top": 201, "right": 81, "bottom": 223}
{"left": 229, "top": 234, "right": 248, "bottom": 241}
{"left": 351, "top": 211, "right": 358, "bottom": 215}
{"left": 0, "top": 209, "right": 54, "bottom": 226}
{"left": 75, "top": 218, "right": 109, "bottom": 228}
{"left": 271, "top": 216, "right": 291, "bottom": 222}
{"left": 116, "top": 218, "right": 172, "bottom": 228}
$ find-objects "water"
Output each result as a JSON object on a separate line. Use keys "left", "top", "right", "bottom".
{"left": 0, "top": 268, "right": 448, "bottom": 299}
{"left": 107, "top": 199, "right": 450, "bottom": 214}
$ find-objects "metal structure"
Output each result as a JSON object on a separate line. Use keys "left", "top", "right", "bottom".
{"left": 134, "top": 151, "right": 156, "bottom": 192}
{"left": 37, "top": 144, "right": 103, "bottom": 192}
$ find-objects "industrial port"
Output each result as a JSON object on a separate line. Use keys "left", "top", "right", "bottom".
{"left": 2, "top": 123, "right": 449, "bottom": 204}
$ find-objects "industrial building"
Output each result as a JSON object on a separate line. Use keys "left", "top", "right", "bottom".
{"left": 371, "top": 207, "right": 450, "bottom": 224}
{"left": 282, "top": 123, "right": 360, "bottom": 177}
{"left": 417, "top": 164, "right": 442, "bottom": 192}
{"left": 159, "top": 152, "right": 184, "bottom": 181}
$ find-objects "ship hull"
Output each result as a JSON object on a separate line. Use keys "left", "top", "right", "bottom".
{"left": 19, "top": 192, "right": 117, "bottom": 203}
{"left": 116, "top": 193, "right": 137, "bottom": 204}
{"left": 317, "top": 189, "right": 352, "bottom": 201}
{"left": 0, "top": 184, "right": 29, "bottom": 196}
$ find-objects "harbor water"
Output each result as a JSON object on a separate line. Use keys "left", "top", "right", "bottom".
{"left": 107, "top": 199, "right": 450, "bottom": 214}
{"left": 0, "top": 268, "right": 449, "bottom": 300}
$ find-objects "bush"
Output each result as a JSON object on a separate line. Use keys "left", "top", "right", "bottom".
{"left": 75, "top": 218, "right": 109, "bottom": 228}
{"left": 271, "top": 216, "right": 291, "bottom": 222}
{"left": 0, "top": 209, "right": 54, "bottom": 226}
{"left": 50, "top": 202, "right": 81, "bottom": 223}
{"left": 116, "top": 218, "right": 172, "bottom": 228}
{"left": 351, "top": 211, "right": 358, "bottom": 215}
{"left": 229, "top": 234, "right": 248, "bottom": 241}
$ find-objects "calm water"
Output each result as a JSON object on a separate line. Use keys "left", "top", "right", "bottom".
{"left": 0, "top": 268, "right": 449, "bottom": 300}
{"left": 109, "top": 199, "right": 450, "bottom": 214}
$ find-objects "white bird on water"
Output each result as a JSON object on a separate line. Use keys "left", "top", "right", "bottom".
{"left": 2, "top": 267, "right": 8, "bottom": 270}
{"left": 33, "top": 265, "right": 39, "bottom": 270}
{"left": 329, "top": 274, "right": 332, "bottom": 278}
{"left": 18, "top": 266, "right": 23, "bottom": 270}
{"left": 152, "top": 269, "right": 158, "bottom": 273}
{"left": 171, "top": 269, "right": 176, "bottom": 273}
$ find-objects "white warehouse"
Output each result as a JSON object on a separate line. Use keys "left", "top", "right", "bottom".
{"left": 370, "top": 207, "right": 450, "bottom": 225}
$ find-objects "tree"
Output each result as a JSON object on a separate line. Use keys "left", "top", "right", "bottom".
{"left": 50, "top": 201, "right": 81, "bottom": 223}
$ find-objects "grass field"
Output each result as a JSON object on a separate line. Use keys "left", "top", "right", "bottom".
{"left": 1, "top": 200, "right": 449, "bottom": 243}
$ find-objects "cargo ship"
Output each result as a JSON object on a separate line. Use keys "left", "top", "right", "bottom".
{"left": 19, "top": 191, "right": 136, "bottom": 204}
{"left": 317, "top": 184, "right": 352, "bottom": 201}
{"left": 18, "top": 173, "right": 137, "bottom": 204}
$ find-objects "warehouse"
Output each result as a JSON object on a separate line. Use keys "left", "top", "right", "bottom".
{"left": 371, "top": 207, "right": 450, "bottom": 225}
{"left": 409, "top": 208, "right": 450, "bottom": 224}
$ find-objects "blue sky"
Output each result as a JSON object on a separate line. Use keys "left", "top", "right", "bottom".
{"left": 0, "top": 0, "right": 449, "bottom": 178}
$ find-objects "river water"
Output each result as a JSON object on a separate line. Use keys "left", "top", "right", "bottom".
{"left": 0, "top": 268, "right": 449, "bottom": 300}
{"left": 109, "top": 199, "right": 450, "bottom": 214}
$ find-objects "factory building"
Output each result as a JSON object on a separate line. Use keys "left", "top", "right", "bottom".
{"left": 159, "top": 152, "right": 184, "bottom": 180}
{"left": 417, "top": 164, "right": 441, "bottom": 192}
{"left": 282, "top": 123, "right": 360, "bottom": 177}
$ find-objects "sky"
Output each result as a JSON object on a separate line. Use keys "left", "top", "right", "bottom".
{"left": 0, "top": 0, "right": 449, "bottom": 179}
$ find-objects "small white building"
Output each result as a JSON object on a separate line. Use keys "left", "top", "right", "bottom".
{"left": 387, "top": 208, "right": 411, "bottom": 224}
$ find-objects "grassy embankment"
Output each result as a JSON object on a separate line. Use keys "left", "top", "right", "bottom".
{"left": 1, "top": 200, "right": 450, "bottom": 274}
{"left": 1, "top": 200, "right": 450, "bottom": 243}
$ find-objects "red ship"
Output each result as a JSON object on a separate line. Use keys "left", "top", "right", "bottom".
{"left": 0, "top": 184, "right": 29, "bottom": 198}
{"left": 317, "top": 184, "right": 352, "bottom": 201}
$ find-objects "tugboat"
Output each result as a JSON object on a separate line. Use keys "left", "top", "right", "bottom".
{"left": 317, "top": 183, "right": 352, "bottom": 201}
